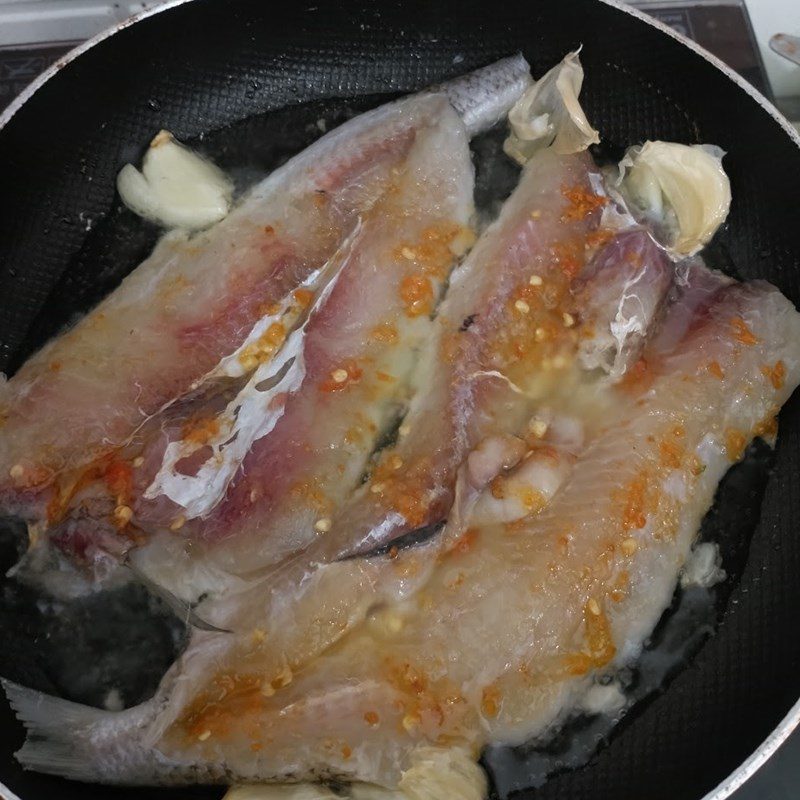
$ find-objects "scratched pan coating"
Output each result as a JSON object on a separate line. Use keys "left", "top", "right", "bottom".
{"left": 1, "top": 1, "right": 800, "bottom": 799}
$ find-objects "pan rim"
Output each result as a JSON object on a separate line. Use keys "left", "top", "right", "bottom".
{"left": 601, "top": 0, "right": 800, "bottom": 149}
{"left": 700, "top": 697, "right": 800, "bottom": 800}
{"left": 0, "top": 2, "right": 798, "bottom": 799}
{"left": 595, "top": 9, "right": 800, "bottom": 799}
{"left": 0, "top": 0, "right": 194, "bottom": 130}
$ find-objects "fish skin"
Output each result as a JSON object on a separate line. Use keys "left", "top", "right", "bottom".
{"left": 8, "top": 261, "right": 800, "bottom": 788}
{"left": 314, "top": 151, "right": 645, "bottom": 563}
{"left": 0, "top": 57, "right": 530, "bottom": 523}
{"left": 128, "top": 94, "right": 476, "bottom": 599}
{"left": 434, "top": 53, "right": 532, "bottom": 138}
{"left": 573, "top": 228, "right": 674, "bottom": 379}
{"left": 132, "top": 154, "right": 674, "bottom": 755}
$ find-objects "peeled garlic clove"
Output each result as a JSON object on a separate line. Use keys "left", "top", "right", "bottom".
{"left": 616, "top": 141, "right": 731, "bottom": 257}
{"left": 222, "top": 747, "right": 486, "bottom": 800}
{"left": 504, "top": 49, "right": 600, "bottom": 165}
{"left": 117, "top": 130, "right": 233, "bottom": 230}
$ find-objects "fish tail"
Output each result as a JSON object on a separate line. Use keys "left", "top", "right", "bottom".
{"left": 5, "top": 679, "right": 107, "bottom": 781}
{"left": 2, "top": 679, "right": 176, "bottom": 785}
{"left": 437, "top": 54, "right": 531, "bottom": 137}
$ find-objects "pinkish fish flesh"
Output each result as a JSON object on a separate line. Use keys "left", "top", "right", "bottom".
{"left": 0, "top": 57, "right": 531, "bottom": 595}
{"left": 3, "top": 53, "right": 800, "bottom": 800}
{"left": 6, "top": 254, "right": 800, "bottom": 790}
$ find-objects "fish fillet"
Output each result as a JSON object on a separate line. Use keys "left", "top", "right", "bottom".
{"left": 7, "top": 258, "right": 800, "bottom": 789}
{"left": 125, "top": 93, "right": 476, "bottom": 599}
{"left": 0, "top": 56, "right": 531, "bottom": 592}
{"left": 4, "top": 55, "right": 800, "bottom": 800}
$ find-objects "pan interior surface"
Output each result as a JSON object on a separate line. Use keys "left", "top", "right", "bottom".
{"left": 1, "top": 1, "right": 799, "bottom": 799}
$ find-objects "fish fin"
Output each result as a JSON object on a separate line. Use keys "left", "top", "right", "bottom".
{"left": 123, "top": 558, "right": 231, "bottom": 633}
{"left": 3, "top": 679, "right": 108, "bottom": 780}
{"left": 2, "top": 679, "right": 178, "bottom": 784}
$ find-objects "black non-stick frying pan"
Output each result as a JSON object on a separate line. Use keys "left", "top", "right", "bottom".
{"left": 1, "top": 1, "right": 800, "bottom": 798}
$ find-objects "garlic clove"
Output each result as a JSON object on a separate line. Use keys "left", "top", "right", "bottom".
{"left": 504, "top": 49, "right": 600, "bottom": 165}
{"left": 117, "top": 129, "right": 233, "bottom": 230}
{"left": 616, "top": 140, "right": 732, "bottom": 257}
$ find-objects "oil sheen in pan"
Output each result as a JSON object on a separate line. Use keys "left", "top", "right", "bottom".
{"left": 484, "top": 438, "right": 774, "bottom": 799}
{"left": 0, "top": 98, "right": 777, "bottom": 796}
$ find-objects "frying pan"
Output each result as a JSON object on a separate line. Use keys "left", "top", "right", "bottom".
{"left": 1, "top": 1, "right": 799, "bottom": 798}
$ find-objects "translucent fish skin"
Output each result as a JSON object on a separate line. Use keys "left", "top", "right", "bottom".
{"left": 574, "top": 228, "right": 673, "bottom": 378}
{"left": 0, "top": 58, "right": 529, "bottom": 513}
{"left": 7, "top": 262, "right": 800, "bottom": 788}
{"left": 313, "top": 149, "right": 612, "bottom": 564}
{"left": 128, "top": 95, "right": 476, "bottom": 598}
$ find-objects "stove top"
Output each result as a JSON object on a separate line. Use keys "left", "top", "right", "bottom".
{"left": 0, "top": 0, "right": 774, "bottom": 113}
{"left": 632, "top": 0, "right": 770, "bottom": 97}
